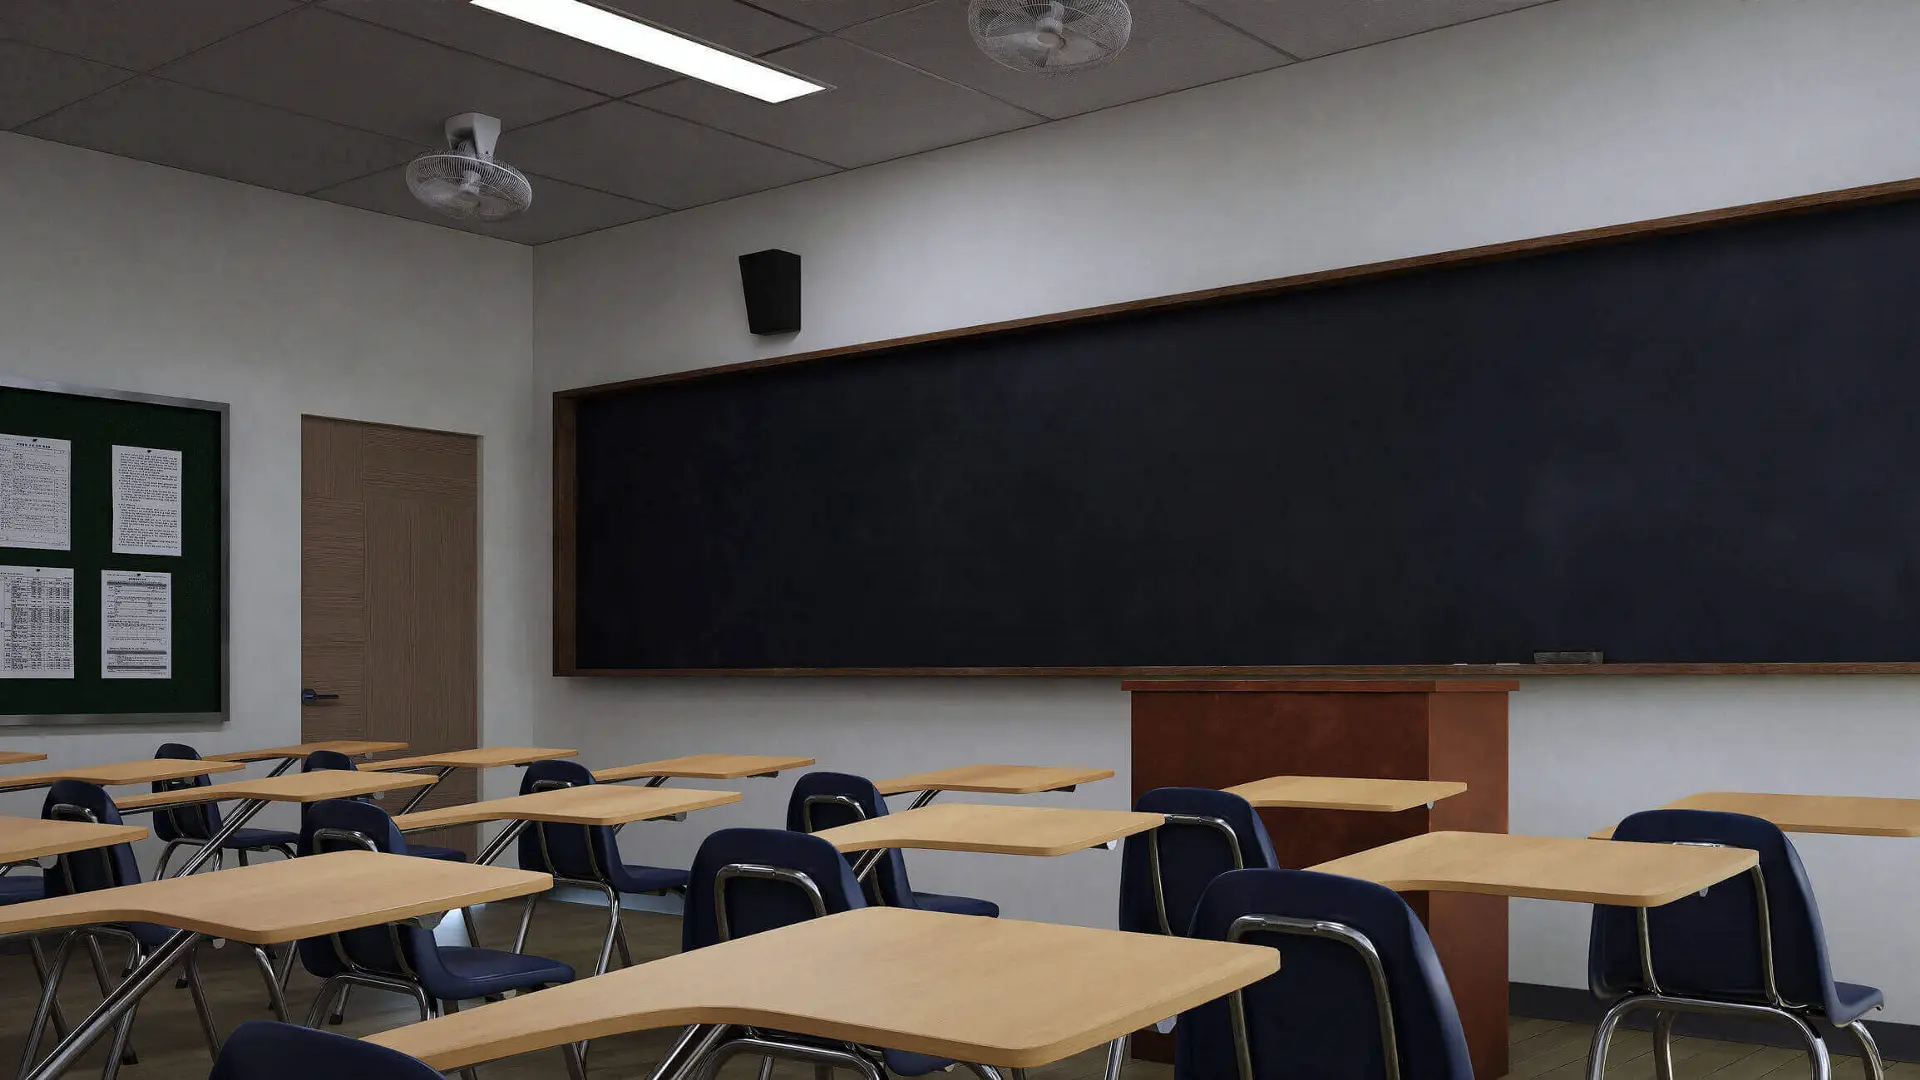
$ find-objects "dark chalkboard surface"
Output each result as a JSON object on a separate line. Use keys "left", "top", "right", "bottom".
{"left": 570, "top": 188, "right": 1920, "bottom": 671}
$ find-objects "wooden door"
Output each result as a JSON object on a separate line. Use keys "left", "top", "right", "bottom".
{"left": 301, "top": 416, "right": 479, "bottom": 854}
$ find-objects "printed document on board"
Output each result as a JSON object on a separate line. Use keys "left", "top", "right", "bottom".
{"left": 112, "top": 445, "right": 183, "bottom": 557}
{"left": 0, "top": 433, "right": 71, "bottom": 551}
{"left": 102, "top": 569, "right": 171, "bottom": 679}
{"left": 0, "top": 565, "right": 74, "bottom": 679}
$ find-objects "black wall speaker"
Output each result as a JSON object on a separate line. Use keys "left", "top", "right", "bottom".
{"left": 738, "top": 249, "right": 801, "bottom": 335}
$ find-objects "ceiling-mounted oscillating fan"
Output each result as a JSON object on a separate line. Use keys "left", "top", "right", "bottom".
{"left": 967, "top": 0, "right": 1132, "bottom": 74}
{"left": 405, "top": 112, "right": 533, "bottom": 222}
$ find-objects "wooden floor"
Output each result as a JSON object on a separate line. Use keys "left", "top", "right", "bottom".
{"left": 0, "top": 898, "right": 1884, "bottom": 1080}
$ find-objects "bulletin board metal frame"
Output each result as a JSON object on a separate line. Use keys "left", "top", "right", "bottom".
{"left": 0, "top": 377, "right": 229, "bottom": 728}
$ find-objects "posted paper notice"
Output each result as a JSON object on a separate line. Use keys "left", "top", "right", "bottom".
{"left": 102, "top": 569, "right": 171, "bottom": 679}
{"left": 0, "top": 434, "right": 71, "bottom": 551}
{"left": 112, "top": 445, "right": 183, "bottom": 557}
{"left": 0, "top": 565, "right": 74, "bottom": 679}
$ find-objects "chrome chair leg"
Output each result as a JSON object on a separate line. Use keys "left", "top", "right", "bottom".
{"left": 815, "top": 1068, "right": 834, "bottom": 1080}
{"left": 275, "top": 939, "right": 298, "bottom": 992}
{"left": 154, "top": 839, "right": 187, "bottom": 881}
{"left": 564, "top": 1042, "right": 590, "bottom": 1080}
{"left": 1804, "top": 1030, "right": 1833, "bottom": 1080}
{"left": 250, "top": 946, "right": 290, "bottom": 1021}
{"left": 963, "top": 1067, "right": 1003, "bottom": 1080}
{"left": 594, "top": 883, "right": 622, "bottom": 975}
{"left": 1101, "top": 1036, "right": 1128, "bottom": 1080}
{"left": 1585, "top": 997, "right": 1636, "bottom": 1080}
{"left": 461, "top": 906, "right": 483, "bottom": 949}
{"left": 99, "top": 938, "right": 147, "bottom": 1080}
{"left": 21, "top": 932, "right": 76, "bottom": 1076}
{"left": 305, "top": 976, "right": 348, "bottom": 1028}
{"left": 330, "top": 983, "right": 353, "bottom": 1025}
{"left": 27, "top": 936, "right": 72, "bottom": 1040}
{"left": 80, "top": 929, "right": 141, "bottom": 1062}
{"left": 186, "top": 942, "right": 222, "bottom": 1057}
{"left": 513, "top": 893, "right": 541, "bottom": 954}
{"left": 613, "top": 917, "right": 634, "bottom": 970}
{"left": 648, "top": 1025, "right": 733, "bottom": 1080}
{"left": 1652, "top": 1012, "right": 1677, "bottom": 1080}
{"left": 757, "top": 1057, "right": 776, "bottom": 1080}
{"left": 1846, "top": 1022, "right": 1885, "bottom": 1080}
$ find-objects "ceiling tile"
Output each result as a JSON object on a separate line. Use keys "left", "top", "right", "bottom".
{"left": 1183, "top": 0, "right": 1555, "bottom": 59}
{"left": 634, "top": 38, "right": 1036, "bottom": 168}
{"left": 321, "top": 0, "right": 677, "bottom": 98}
{"left": 505, "top": 100, "right": 836, "bottom": 209}
{"left": 0, "top": 43, "right": 131, "bottom": 130}
{"left": 311, "top": 166, "right": 665, "bottom": 244}
{"left": 22, "top": 77, "right": 423, "bottom": 194}
{"left": 742, "top": 0, "right": 932, "bottom": 34}
{"left": 0, "top": 0, "right": 298, "bottom": 71}
{"left": 602, "top": 0, "right": 818, "bottom": 55}
{"left": 843, "top": 0, "right": 1286, "bottom": 120}
{"left": 156, "top": 7, "right": 604, "bottom": 145}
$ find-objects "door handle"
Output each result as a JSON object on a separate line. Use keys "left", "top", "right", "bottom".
{"left": 301, "top": 688, "right": 341, "bottom": 705}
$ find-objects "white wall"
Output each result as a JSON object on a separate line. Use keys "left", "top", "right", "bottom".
{"left": 533, "top": 0, "right": 1920, "bottom": 1019}
{"left": 0, "top": 131, "right": 543, "bottom": 835}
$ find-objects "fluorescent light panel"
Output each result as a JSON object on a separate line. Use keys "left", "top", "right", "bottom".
{"left": 471, "top": 0, "right": 827, "bottom": 103}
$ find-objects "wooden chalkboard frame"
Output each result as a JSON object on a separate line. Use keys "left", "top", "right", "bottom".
{"left": 553, "top": 174, "right": 1920, "bottom": 677}
{"left": 0, "top": 378, "right": 229, "bottom": 724}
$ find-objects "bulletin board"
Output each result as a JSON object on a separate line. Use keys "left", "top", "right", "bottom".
{"left": 0, "top": 380, "right": 226, "bottom": 726}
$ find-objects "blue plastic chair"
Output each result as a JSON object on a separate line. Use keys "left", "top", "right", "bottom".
{"left": 24, "top": 781, "right": 272, "bottom": 1080}
{"left": 1588, "top": 809, "right": 1884, "bottom": 1080}
{"left": 680, "top": 827, "right": 998, "bottom": 1080}
{"left": 211, "top": 1021, "right": 445, "bottom": 1080}
{"left": 1177, "top": 868, "right": 1472, "bottom": 1080}
{"left": 150, "top": 742, "right": 298, "bottom": 877}
{"left": 296, "top": 798, "right": 573, "bottom": 1043}
{"left": 1119, "top": 787, "right": 1278, "bottom": 937}
{"left": 299, "top": 750, "right": 465, "bottom": 862}
{"left": 510, "top": 758, "right": 687, "bottom": 973}
{"left": 784, "top": 771, "right": 999, "bottom": 917}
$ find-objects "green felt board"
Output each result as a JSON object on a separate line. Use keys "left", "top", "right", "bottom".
{"left": 0, "top": 385, "right": 223, "bottom": 719}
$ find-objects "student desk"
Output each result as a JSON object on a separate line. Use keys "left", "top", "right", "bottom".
{"left": 368, "top": 906, "right": 1277, "bottom": 1075}
{"left": 116, "top": 769, "right": 435, "bottom": 877}
{"left": 1311, "top": 830, "right": 1757, "bottom": 907}
{"left": 362, "top": 746, "right": 579, "bottom": 814}
{"left": 1226, "top": 775, "right": 1468, "bottom": 813}
{"left": 207, "top": 741, "right": 409, "bottom": 778}
{"left": 814, "top": 803, "right": 1161, "bottom": 883}
{"left": 393, "top": 784, "right": 741, "bottom": 968}
{"left": 1, "top": 750, "right": 50, "bottom": 766}
{"left": 1, "top": 816, "right": 151, "bottom": 1044}
{"left": 593, "top": 753, "right": 816, "bottom": 786}
{"left": 1590, "top": 792, "right": 1920, "bottom": 839}
{"left": 0, "top": 758, "right": 245, "bottom": 795}
{"left": 391, "top": 785, "right": 743, "bottom": 866}
{"left": 875, "top": 765, "right": 1116, "bottom": 810}
{"left": 1, "top": 816, "right": 148, "bottom": 864}
{"left": 1, "top": 850, "right": 549, "bottom": 1080}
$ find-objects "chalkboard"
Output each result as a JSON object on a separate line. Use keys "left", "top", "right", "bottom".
{"left": 565, "top": 183, "right": 1920, "bottom": 672}
{"left": 0, "top": 382, "right": 225, "bottom": 722}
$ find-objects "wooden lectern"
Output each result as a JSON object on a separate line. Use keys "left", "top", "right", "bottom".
{"left": 1125, "top": 679, "right": 1514, "bottom": 1080}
